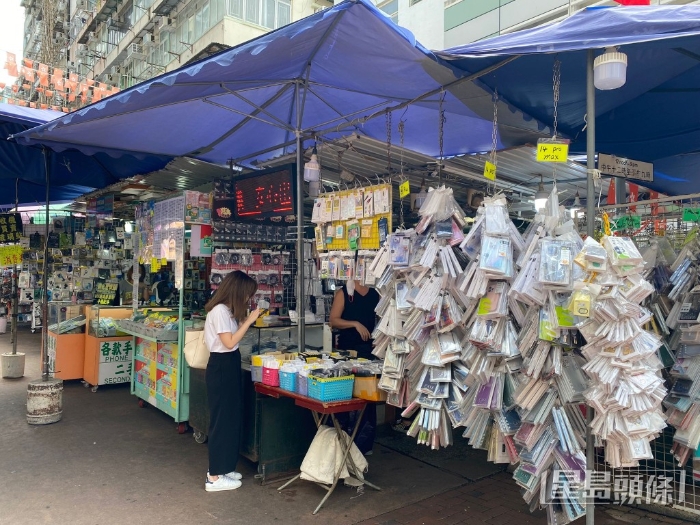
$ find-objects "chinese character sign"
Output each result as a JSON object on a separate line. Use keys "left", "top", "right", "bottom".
{"left": 0, "top": 213, "right": 23, "bottom": 243}
{"left": 98, "top": 339, "right": 133, "bottom": 385}
{"left": 0, "top": 245, "right": 23, "bottom": 267}
{"left": 544, "top": 469, "right": 685, "bottom": 509}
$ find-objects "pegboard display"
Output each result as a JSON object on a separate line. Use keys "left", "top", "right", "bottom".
{"left": 210, "top": 247, "right": 296, "bottom": 311}
{"left": 311, "top": 184, "right": 392, "bottom": 252}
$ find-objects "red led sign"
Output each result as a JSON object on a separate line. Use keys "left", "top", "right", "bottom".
{"left": 233, "top": 167, "right": 295, "bottom": 219}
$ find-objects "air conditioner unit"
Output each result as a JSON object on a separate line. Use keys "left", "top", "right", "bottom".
{"left": 142, "top": 33, "right": 155, "bottom": 45}
{"left": 76, "top": 0, "right": 87, "bottom": 9}
{"left": 127, "top": 43, "right": 146, "bottom": 61}
{"left": 110, "top": 65, "right": 120, "bottom": 75}
{"left": 160, "top": 17, "right": 176, "bottom": 33}
{"left": 87, "top": 31, "right": 96, "bottom": 42}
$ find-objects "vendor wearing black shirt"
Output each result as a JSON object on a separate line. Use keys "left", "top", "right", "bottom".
{"left": 329, "top": 280, "right": 380, "bottom": 455}
{"left": 329, "top": 281, "right": 380, "bottom": 360}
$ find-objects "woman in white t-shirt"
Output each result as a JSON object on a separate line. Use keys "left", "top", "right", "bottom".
{"left": 203, "top": 270, "right": 261, "bottom": 492}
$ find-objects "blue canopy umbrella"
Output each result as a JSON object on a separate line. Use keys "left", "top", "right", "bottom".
{"left": 11, "top": 0, "right": 549, "bottom": 349}
{"left": 0, "top": 103, "right": 171, "bottom": 376}
{"left": 440, "top": 5, "right": 700, "bottom": 196}
{"left": 0, "top": 104, "right": 171, "bottom": 206}
{"left": 441, "top": 8, "right": 700, "bottom": 522}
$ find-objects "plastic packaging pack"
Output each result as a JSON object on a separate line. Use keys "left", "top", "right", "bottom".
{"left": 538, "top": 239, "right": 573, "bottom": 288}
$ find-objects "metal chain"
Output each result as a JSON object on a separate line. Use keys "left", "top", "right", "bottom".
{"left": 488, "top": 89, "right": 499, "bottom": 196}
{"left": 490, "top": 90, "right": 499, "bottom": 164}
{"left": 552, "top": 59, "right": 562, "bottom": 184}
{"left": 552, "top": 59, "right": 561, "bottom": 139}
{"left": 438, "top": 90, "right": 445, "bottom": 186}
{"left": 386, "top": 110, "right": 392, "bottom": 176}
{"left": 398, "top": 119, "right": 406, "bottom": 229}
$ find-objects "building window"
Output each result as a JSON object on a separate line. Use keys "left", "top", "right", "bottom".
{"left": 226, "top": 0, "right": 291, "bottom": 29}
{"left": 378, "top": 0, "right": 398, "bottom": 23}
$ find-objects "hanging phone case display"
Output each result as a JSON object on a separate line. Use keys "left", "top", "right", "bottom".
{"left": 648, "top": 234, "right": 700, "bottom": 468}
{"left": 311, "top": 184, "right": 392, "bottom": 252}
{"left": 371, "top": 186, "right": 468, "bottom": 450}
{"left": 373, "top": 189, "right": 668, "bottom": 525}
{"left": 45, "top": 223, "right": 133, "bottom": 306}
{"left": 129, "top": 196, "right": 203, "bottom": 431}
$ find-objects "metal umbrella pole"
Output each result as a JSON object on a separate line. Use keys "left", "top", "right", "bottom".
{"left": 585, "top": 48, "right": 596, "bottom": 525}
{"left": 295, "top": 81, "right": 305, "bottom": 354}
{"left": 11, "top": 179, "right": 19, "bottom": 355}
{"left": 26, "top": 148, "right": 63, "bottom": 426}
{"left": 41, "top": 148, "right": 50, "bottom": 381}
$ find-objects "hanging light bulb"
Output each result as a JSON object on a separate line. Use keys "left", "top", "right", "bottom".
{"left": 534, "top": 175, "right": 549, "bottom": 212}
{"left": 594, "top": 47, "right": 628, "bottom": 90}
{"left": 303, "top": 145, "right": 320, "bottom": 182}
{"left": 569, "top": 191, "right": 581, "bottom": 219}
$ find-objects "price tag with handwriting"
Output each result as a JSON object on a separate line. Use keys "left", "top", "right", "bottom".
{"left": 484, "top": 161, "right": 496, "bottom": 181}
{"left": 536, "top": 139, "right": 569, "bottom": 163}
{"left": 399, "top": 180, "right": 410, "bottom": 199}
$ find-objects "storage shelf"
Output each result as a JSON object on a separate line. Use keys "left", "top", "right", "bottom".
{"left": 120, "top": 327, "right": 179, "bottom": 343}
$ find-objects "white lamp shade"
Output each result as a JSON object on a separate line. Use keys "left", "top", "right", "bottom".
{"left": 535, "top": 197, "right": 548, "bottom": 212}
{"left": 303, "top": 154, "right": 320, "bottom": 182}
{"left": 594, "top": 49, "right": 627, "bottom": 90}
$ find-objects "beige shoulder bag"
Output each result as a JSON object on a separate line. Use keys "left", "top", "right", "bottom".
{"left": 184, "top": 330, "right": 209, "bottom": 369}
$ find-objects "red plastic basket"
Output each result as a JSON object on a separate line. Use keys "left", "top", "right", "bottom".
{"left": 262, "top": 367, "right": 279, "bottom": 387}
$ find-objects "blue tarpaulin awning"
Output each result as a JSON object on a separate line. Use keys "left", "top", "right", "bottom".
{"left": 440, "top": 5, "right": 700, "bottom": 196}
{"left": 10, "top": 0, "right": 549, "bottom": 168}
{"left": 0, "top": 104, "right": 171, "bottom": 206}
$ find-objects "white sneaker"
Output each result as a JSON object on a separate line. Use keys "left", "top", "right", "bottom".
{"left": 224, "top": 471, "right": 243, "bottom": 480}
{"left": 205, "top": 474, "right": 242, "bottom": 492}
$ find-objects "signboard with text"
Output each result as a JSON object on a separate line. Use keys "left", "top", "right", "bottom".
{"left": 97, "top": 339, "right": 133, "bottom": 385}
{"left": 598, "top": 153, "right": 654, "bottom": 182}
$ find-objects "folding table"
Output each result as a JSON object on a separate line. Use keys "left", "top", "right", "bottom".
{"left": 254, "top": 383, "right": 381, "bottom": 514}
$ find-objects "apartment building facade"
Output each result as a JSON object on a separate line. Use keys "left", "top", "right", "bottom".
{"left": 22, "top": 0, "right": 328, "bottom": 95}
{"left": 373, "top": 0, "right": 700, "bottom": 50}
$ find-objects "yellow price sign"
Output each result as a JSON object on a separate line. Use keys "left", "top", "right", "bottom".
{"left": 483, "top": 161, "right": 496, "bottom": 181}
{"left": 0, "top": 245, "right": 23, "bottom": 267}
{"left": 536, "top": 140, "right": 569, "bottom": 163}
{"left": 161, "top": 258, "right": 167, "bottom": 265}
{"left": 150, "top": 257, "right": 160, "bottom": 273}
{"left": 399, "top": 180, "right": 410, "bottom": 199}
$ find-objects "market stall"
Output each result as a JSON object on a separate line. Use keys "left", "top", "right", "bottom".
{"left": 12, "top": 1, "right": 700, "bottom": 522}
{"left": 83, "top": 306, "right": 134, "bottom": 391}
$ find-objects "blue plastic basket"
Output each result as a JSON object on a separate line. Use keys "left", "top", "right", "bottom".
{"left": 297, "top": 374, "right": 308, "bottom": 396}
{"left": 279, "top": 370, "right": 297, "bottom": 392}
{"left": 308, "top": 375, "right": 354, "bottom": 402}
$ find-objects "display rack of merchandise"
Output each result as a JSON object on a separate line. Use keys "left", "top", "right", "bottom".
{"left": 374, "top": 188, "right": 668, "bottom": 525}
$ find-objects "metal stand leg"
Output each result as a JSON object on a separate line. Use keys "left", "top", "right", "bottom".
{"left": 279, "top": 407, "right": 380, "bottom": 514}
{"left": 332, "top": 409, "right": 381, "bottom": 492}
{"left": 311, "top": 410, "right": 367, "bottom": 515}
{"left": 278, "top": 411, "right": 328, "bottom": 493}
{"left": 278, "top": 473, "right": 302, "bottom": 491}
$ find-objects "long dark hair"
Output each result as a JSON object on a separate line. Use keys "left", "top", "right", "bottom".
{"left": 205, "top": 270, "right": 257, "bottom": 323}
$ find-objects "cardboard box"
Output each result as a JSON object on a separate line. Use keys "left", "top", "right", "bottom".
{"left": 352, "top": 375, "right": 387, "bottom": 402}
